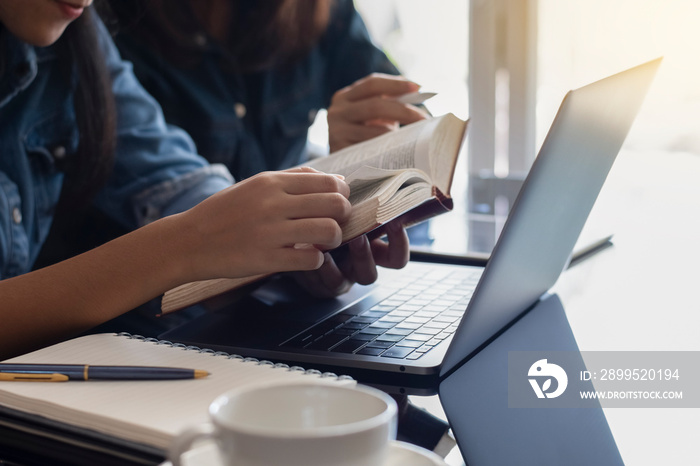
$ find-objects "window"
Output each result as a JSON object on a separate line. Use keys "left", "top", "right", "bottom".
{"left": 314, "top": 1, "right": 699, "bottom": 253}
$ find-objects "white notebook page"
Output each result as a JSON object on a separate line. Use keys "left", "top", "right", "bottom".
{"left": 0, "top": 333, "right": 354, "bottom": 449}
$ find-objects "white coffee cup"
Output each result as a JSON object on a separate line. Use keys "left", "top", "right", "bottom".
{"left": 169, "top": 382, "right": 398, "bottom": 466}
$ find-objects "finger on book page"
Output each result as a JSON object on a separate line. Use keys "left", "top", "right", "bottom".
{"left": 284, "top": 193, "right": 352, "bottom": 221}
{"left": 279, "top": 172, "right": 350, "bottom": 198}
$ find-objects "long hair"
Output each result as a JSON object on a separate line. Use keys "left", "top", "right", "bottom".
{"left": 109, "top": 0, "right": 333, "bottom": 72}
{"left": 57, "top": 5, "right": 117, "bottom": 207}
{"left": 32, "top": 5, "right": 117, "bottom": 269}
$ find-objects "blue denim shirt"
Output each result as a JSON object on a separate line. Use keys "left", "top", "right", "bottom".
{"left": 0, "top": 18, "right": 232, "bottom": 280}
{"left": 114, "top": 0, "right": 398, "bottom": 181}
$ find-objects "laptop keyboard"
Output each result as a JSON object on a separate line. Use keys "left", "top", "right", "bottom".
{"left": 282, "top": 266, "right": 482, "bottom": 360}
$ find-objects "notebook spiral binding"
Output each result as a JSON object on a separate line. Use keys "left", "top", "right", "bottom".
{"left": 117, "top": 332, "right": 353, "bottom": 381}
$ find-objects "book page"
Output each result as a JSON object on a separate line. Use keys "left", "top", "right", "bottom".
{"left": 306, "top": 117, "right": 440, "bottom": 177}
{"left": 345, "top": 166, "right": 431, "bottom": 206}
{"left": 0, "top": 334, "right": 354, "bottom": 449}
{"left": 428, "top": 114, "right": 468, "bottom": 193}
{"left": 161, "top": 275, "right": 267, "bottom": 315}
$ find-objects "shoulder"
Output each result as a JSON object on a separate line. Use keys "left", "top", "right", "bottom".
{"left": 325, "top": 0, "right": 364, "bottom": 38}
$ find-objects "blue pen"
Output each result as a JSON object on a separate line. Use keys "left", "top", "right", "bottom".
{"left": 0, "top": 364, "right": 208, "bottom": 381}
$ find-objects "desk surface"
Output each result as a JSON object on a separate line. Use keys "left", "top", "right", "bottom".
{"left": 554, "top": 148, "right": 700, "bottom": 465}
{"left": 414, "top": 147, "right": 700, "bottom": 465}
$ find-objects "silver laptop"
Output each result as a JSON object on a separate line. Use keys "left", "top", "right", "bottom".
{"left": 161, "top": 59, "right": 660, "bottom": 392}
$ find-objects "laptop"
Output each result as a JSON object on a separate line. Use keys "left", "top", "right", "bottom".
{"left": 161, "top": 59, "right": 660, "bottom": 392}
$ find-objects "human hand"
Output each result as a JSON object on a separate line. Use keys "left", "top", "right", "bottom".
{"left": 328, "top": 73, "right": 430, "bottom": 153}
{"left": 176, "top": 167, "right": 351, "bottom": 282}
{"left": 291, "top": 220, "right": 410, "bottom": 298}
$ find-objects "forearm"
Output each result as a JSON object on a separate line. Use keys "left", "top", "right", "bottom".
{"left": 0, "top": 169, "right": 352, "bottom": 359}
{"left": 0, "top": 214, "right": 189, "bottom": 359}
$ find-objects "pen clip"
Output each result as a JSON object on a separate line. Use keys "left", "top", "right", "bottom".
{"left": 0, "top": 372, "right": 69, "bottom": 382}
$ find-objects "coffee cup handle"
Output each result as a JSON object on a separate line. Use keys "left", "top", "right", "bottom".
{"left": 169, "top": 423, "right": 216, "bottom": 466}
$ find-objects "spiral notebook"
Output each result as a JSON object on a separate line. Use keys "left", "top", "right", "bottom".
{"left": 0, "top": 333, "right": 354, "bottom": 463}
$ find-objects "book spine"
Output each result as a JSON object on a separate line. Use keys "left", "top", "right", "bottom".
{"left": 115, "top": 333, "right": 353, "bottom": 381}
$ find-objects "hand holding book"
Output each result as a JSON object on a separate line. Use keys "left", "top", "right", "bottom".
{"left": 161, "top": 114, "right": 468, "bottom": 314}
{"left": 176, "top": 167, "right": 351, "bottom": 282}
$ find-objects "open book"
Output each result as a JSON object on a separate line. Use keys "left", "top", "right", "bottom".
{"left": 0, "top": 333, "right": 353, "bottom": 462}
{"left": 161, "top": 113, "right": 468, "bottom": 314}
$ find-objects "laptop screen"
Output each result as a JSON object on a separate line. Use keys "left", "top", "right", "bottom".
{"left": 441, "top": 58, "right": 661, "bottom": 377}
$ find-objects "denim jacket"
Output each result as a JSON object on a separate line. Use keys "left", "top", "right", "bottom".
{"left": 114, "top": 0, "right": 398, "bottom": 181}
{"left": 0, "top": 18, "right": 232, "bottom": 280}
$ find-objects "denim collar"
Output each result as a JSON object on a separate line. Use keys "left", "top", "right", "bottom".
{"left": 0, "top": 29, "right": 38, "bottom": 108}
{"left": 0, "top": 28, "right": 61, "bottom": 108}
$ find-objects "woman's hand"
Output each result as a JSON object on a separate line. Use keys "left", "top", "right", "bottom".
{"left": 0, "top": 167, "right": 350, "bottom": 358}
{"left": 328, "top": 73, "right": 429, "bottom": 153}
{"left": 291, "top": 220, "right": 410, "bottom": 298}
{"left": 176, "top": 167, "right": 352, "bottom": 282}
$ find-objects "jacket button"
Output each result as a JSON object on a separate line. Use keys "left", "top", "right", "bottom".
{"left": 12, "top": 207, "right": 22, "bottom": 224}
{"left": 193, "top": 34, "right": 207, "bottom": 47}
{"left": 234, "top": 103, "right": 247, "bottom": 118}
{"left": 52, "top": 145, "right": 66, "bottom": 160}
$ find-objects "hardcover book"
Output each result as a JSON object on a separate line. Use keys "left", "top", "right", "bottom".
{"left": 161, "top": 114, "right": 468, "bottom": 314}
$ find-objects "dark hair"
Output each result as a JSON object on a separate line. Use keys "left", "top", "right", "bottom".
{"left": 111, "top": 0, "right": 333, "bottom": 72}
{"left": 57, "top": 5, "right": 117, "bottom": 207}
{"left": 32, "top": 5, "right": 117, "bottom": 269}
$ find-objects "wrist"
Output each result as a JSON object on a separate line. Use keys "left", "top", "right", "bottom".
{"left": 139, "top": 213, "right": 200, "bottom": 290}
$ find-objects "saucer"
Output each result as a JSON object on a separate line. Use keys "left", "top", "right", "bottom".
{"left": 386, "top": 440, "right": 449, "bottom": 466}
{"left": 161, "top": 439, "right": 448, "bottom": 465}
